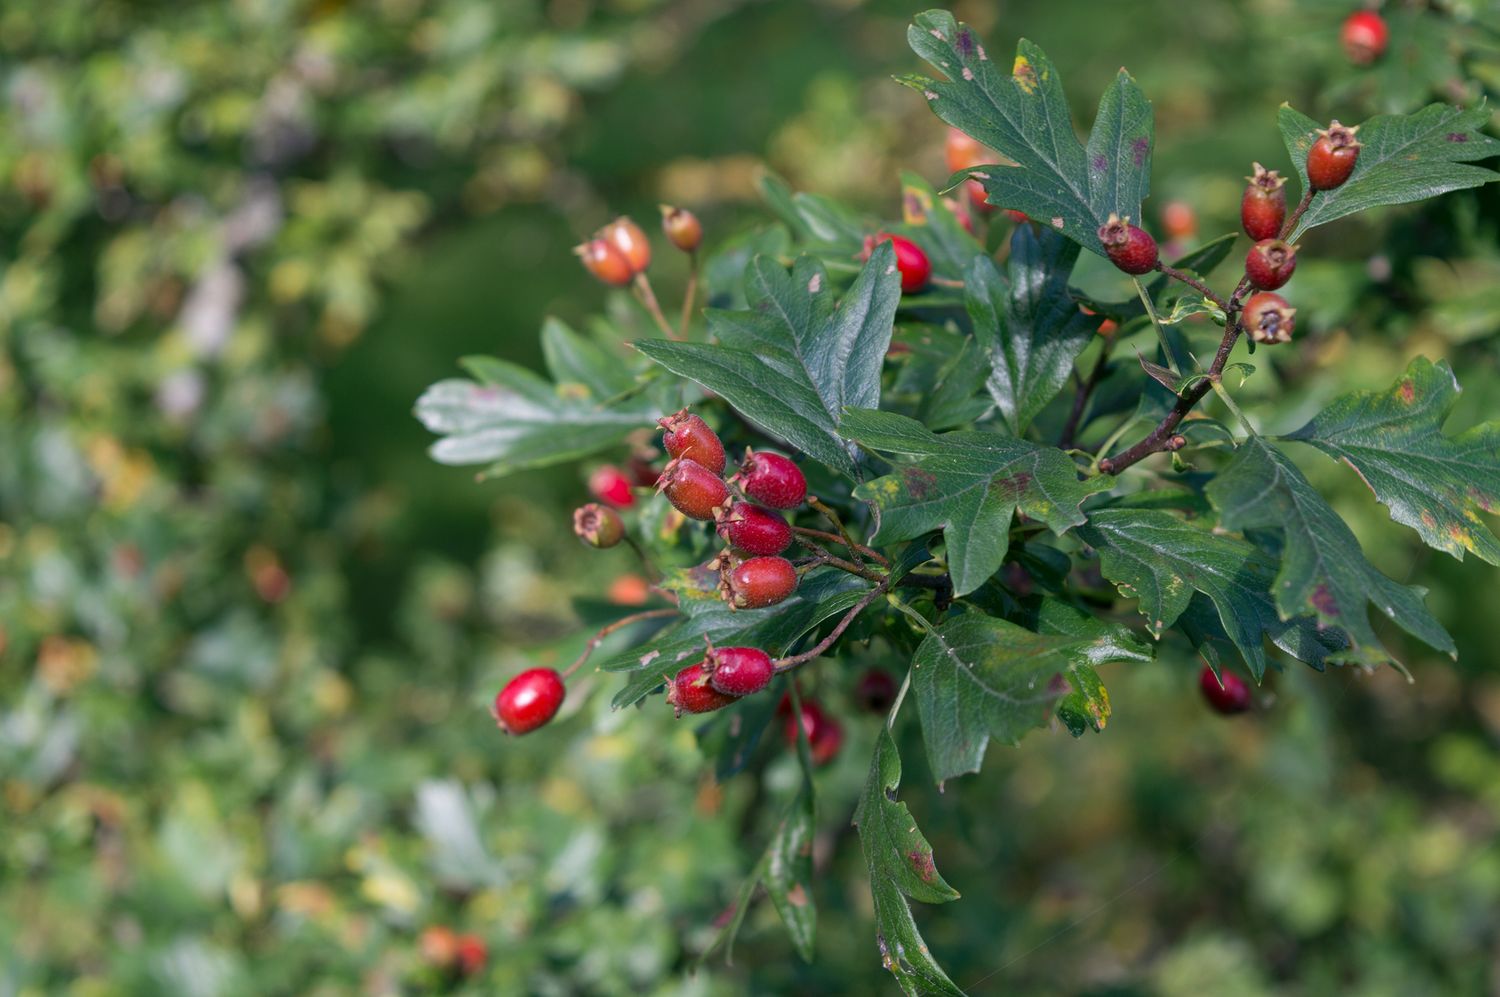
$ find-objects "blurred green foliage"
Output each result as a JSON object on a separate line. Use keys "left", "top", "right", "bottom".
{"left": 3, "top": 0, "right": 1500, "bottom": 994}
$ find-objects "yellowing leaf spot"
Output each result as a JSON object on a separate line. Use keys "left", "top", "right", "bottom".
{"left": 1013, "top": 56, "right": 1038, "bottom": 94}
{"left": 1398, "top": 378, "right": 1416, "bottom": 404}
{"left": 1447, "top": 523, "right": 1473, "bottom": 550}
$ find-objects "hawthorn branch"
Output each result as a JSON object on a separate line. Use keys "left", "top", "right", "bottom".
{"left": 772, "top": 583, "right": 887, "bottom": 673}
{"left": 807, "top": 496, "right": 870, "bottom": 569}
{"left": 1154, "top": 263, "right": 1231, "bottom": 314}
{"left": 633, "top": 273, "right": 682, "bottom": 341}
{"left": 790, "top": 526, "right": 888, "bottom": 566}
{"left": 562, "top": 608, "right": 679, "bottom": 679}
{"left": 1059, "top": 339, "right": 1113, "bottom": 450}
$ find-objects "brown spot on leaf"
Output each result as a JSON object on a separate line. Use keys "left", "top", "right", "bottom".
{"left": 909, "top": 849, "right": 938, "bottom": 883}
{"left": 1398, "top": 378, "right": 1416, "bottom": 404}
{"left": 1420, "top": 511, "right": 1438, "bottom": 530}
{"left": 785, "top": 883, "right": 808, "bottom": 907}
{"left": 1131, "top": 137, "right": 1149, "bottom": 166}
{"left": 1311, "top": 584, "right": 1339, "bottom": 618}
{"left": 1091, "top": 154, "right": 1107, "bottom": 172}
{"left": 902, "top": 467, "right": 939, "bottom": 499}
{"left": 956, "top": 28, "right": 974, "bottom": 57}
{"left": 989, "top": 471, "right": 1032, "bottom": 502}
{"left": 1447, "top": 132, "right": 1469, "bottom": 142}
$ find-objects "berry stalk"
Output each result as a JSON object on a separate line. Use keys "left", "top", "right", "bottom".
{"left": 562, "top": 607, "right": 680, "bottom": 679}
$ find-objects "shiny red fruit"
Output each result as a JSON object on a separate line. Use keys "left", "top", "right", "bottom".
{"left": 1097, "top": 214, "right": 1158, "bottom": 275}
{"left": 1245, "top": 239, "right": 1298, "bottom": 291}
{"left": 1242, "top": 291, "right": 1296, "bottom": 345}
{"left": 716, "top": 501, "right": 792, "bottom": 556}
{"left": 1199, "top": 665, "right": 1252, "bottom": 715}
{"left": 1307, "top": 121, "right": 1361, "bottom": 191}
{"left": 784, "top": 699, "right": 844, "bottom": 765}
{"left": 589, "top": 465, "right": 635, "bottom": 508}
{"left": 494, "top": 668, "right": 565, "bottom": 735}
{"left": 667, "top": 662, "right": 739, "bottom": 716}
{"left": 455, "top": 934, "right": 488, "bottom": 976}
{"left": 874, "top": 233, "right": 932, "bottom": 293}
{"left": 737, "top": 450, "right": 806, "bottom": 509}
{"left": 723, "top": 555, "right": 798, "bottom": 609}
{"left": 659, "top": 409, "right": 726, "bottom": 474}
{"left": 599, "top": 216, "right": 651, "bottom": 275}
{"left": 659, "top": 204, "right": 703, "bottom": 253}
{"left": 945, "top": 126, "right": 990, "bottom": 174}
{"left": 854, "top": 668, "right": 899, "bottom": 714}
{"left": 657, "top": 457, "right": 729, "bottom": 520}
{"left": 1342, "top": 10, "right": 1388, "bottom": 65}
{"left": 1241, "top": 163, "right": 1288, "bottom": 241}
{"left": 574, "top": 238, "right": 634, "bottom": 287}
{"left": 706, "top": 646, "right": 775, "bottom": 697}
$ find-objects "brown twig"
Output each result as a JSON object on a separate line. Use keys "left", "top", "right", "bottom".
{"left": 807, "top": 496, "right": 869, "bottom": 569}
{"left": 1059, "top": 341, "right": 1113, "bottom": 450}
{"left": 793, "top": 538, "right": 886, "bottom": 584}
{"left": 1154, "top": 262, "right": 1232, "bottom": 314}
{"left": 789, "top": 526, "right": 889, "bottom": 566}
{"left": 562, "top": 608, "right": 680, "bottom": 679}
{"left": 634, "top": 273, "right": 682, "bottom": 341}
{"left": 678, "top": 252, "right": 699, "bottom": 338}
{"left": 772, "top": 584, "right": 887, "bottom": 673}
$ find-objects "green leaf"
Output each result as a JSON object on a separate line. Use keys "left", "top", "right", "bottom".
{"left": 764, "top": 787, "right": 817, "bottom": 962}
{"left": 969, "top": 226, "right": 1097, "bottom": 434}
{"left": 1278, "top": 102, "right": 1500, "bottom": 240}
{"left": 842, "top": 408, "right": 1108, "bottom": 595}
{"left": 1078, "top": 507, "right": 1347, "bottom": 680}
{"left": 635, "top": 244, "right": 901, "bottom": 477}
{"left": 903, "top": 11, "right": 1153, "bottom": 255}
{"left": 851, "top": 728, "right": 963, "bottom": 997}
{"left": 414, "top": 346, "right": 655, "bottom": 478}
{"left": 1282, "top": 357, "right": 1500, "bottom": 565}
{"left": 760, "top": 173, "right": 868, "bottom": 253}
{"left": 1023, "top": 595, "right": 1153, "bottom": 736}
{"left": 897, "top": 170, "right": 985, "bottom": 279}
{"left": 1204, "top": 437, "right": 1455, "bottom": 666}
{"left": 910, "top": 614, "right": 1083, "bottom": 782}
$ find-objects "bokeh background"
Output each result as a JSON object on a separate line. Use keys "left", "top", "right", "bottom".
{"left": 4, "top": 0, "right": 1500, "bottom": 993}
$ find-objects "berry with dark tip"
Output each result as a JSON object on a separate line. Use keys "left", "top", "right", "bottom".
{"left": 736, "top": 450, "right": 806, "bottom": 509}
{"left": 716, "top": 501, "right": 792, "bottom": 556}
{"left": 659, "top": 409, "right": 726, "bottom": 474}
{"left": 871, "top": 233, "right": 932, "bottom": 293}
{"left": 722, "top": 555, "right": 798, "bottom": 609}
{"left": 1097, "top": 214, "right": 1159, "bottom": 275}
{"left": 573, "top": 503, "right": 624, "bottom": 549}
{"left": 1342, "top": 11, "right": 1388, "bottom": 65}
{"left": 589, "top": 465, "right": 635, "bottom": 508}
{"left": 1241, "top": 163, "right": 1288, "bottom": 241}
{"left": 1307, "top": 121, "right": 1361, "bottom": 191}
{"left": 574, "top": 238, "right": 634, "bottom": 287}
{"left": 706, "top": 645, "right": 775, "bottom": 697}
{"left": 667, "top": 662, "right": 739, "bottom": 716}
{"left": 599, "top": 216, "right": 651, "bottom": 274}
{"left": 1199, "top": 665, "right": 1252, "bottom": 714}
{"left": 1242, "top": 291, "right": 1296, "bottom": 345}
{"left": 493, "top": 668, "right": 566, "bottom": 735}
{"left": 657, "top": 457, "right": 729, "bottom": 520}
{"left": 1245, "top": 239, "right": 1298, "bottom": 291}
{"left": 659, "top": 204, "right": 702, "bottom": 253}
{"left": 854, "top": 668, "right": 899, "bottom": 714}
{"left": 784, "top": 699, "right": 844, "bottom": 765}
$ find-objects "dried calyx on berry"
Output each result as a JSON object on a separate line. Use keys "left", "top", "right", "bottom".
{"left": 493, "top": 668, "right": 566, "bottom": 735}
{"left": 656, "top": 457, "right": 729, "bottom": 521}
{"left": 667, "top": 662, "right": 738, "bottom": 716}
{"left": 574, "top": 238, "right": 634, "bottom": 287}
{"left": 719, "top": 554, "right": 798, "bottom": 609}
{"left": 1307, "top": 120, "right": 1362, "bottom": 191}
{"left": 659, "top": 409, "right": 726, "bottom": 474}
{"left": 1097, "top": 213, "right": 1159, "bottom": 275}
{"left": 659, "top": 204, "right": 703, "bottom": 253}
{"left": 1242, "top": 291, "right": 1296, "bottom": 344}
{"left": 1245, "top": 239, "right": 1298, "bottom": 291}
{"left": 716, "top": 500, "right": 792, "bottom": 556}
{"left": 734, "top": 449, "right": 806, "bottom": 509}
{"left": 573, "top": 503, "right": 624, "bottom": 549}
{"left": 1199, "top": 665, "right": 1252, "bottom": 715}
{"left": 704, "top": 641, "right": 775, "bottom": 697}
{"left": 1241, "top": 163, "right": 1287, "bottom": 241}
{"left": 599, "top": 216, "right": 651, "bottom": 275}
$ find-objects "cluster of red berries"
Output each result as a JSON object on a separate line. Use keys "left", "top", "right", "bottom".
{"left": 575, "top": 207, "right": 703, "bottom": 287}
{"left": 1094, "top": 117, "right": 1363, "bottom": 349}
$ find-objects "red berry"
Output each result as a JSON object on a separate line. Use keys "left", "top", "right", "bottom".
{"left": 574, "top": 238, "right": 634, "bottom": 287}
{"left": 589, "top": 465, "right": 635, "bottom": 508}
{"left": 419, "top": 926, "right": 459, "bottom": 966}
{"left": 854, "top": 668, "right": 899, "bottom": 714}
{"left": 599, "top": 216, "right": 651, "bottom": 275}
{"left": 1241, "top": 163, "right": 1288, "bottom": 241}
{"left": 872, "top": 233, "right": 932, "bottom": 293}
{"left": 454, "top": 934, "right": 488, "bottom": 976}
{"left": 659, "top": 204, "right": 703, "bottom": 253}
{"left": 1097, "top": 213, "right": 1159, "bottom": 275}
{"left": 784, "top": 699, "right": 844, "bottom": 765}
{"left": 658, "top": 409, "right": 726, "bottom": 474}
{"left": 656, "top": 457, "right": 729, "bottom": 521}
{"left": 944, "top": 195, "right": 978, "bottom": 235}
{"left": 722, "top": 555, "right": 798, "bottom": 609}
{"left": 716, "top": 500, "right": 792, "bottom": 556}
{"left": 1342, "top": 11, "right": 1388, "bottom": 65}
{"left": 573, "top": 503, "right": 624, "bottom": 549}
{"left": 1245, "top": 239, "right": 1298, "bottom": 291}
{"left": 1242, "top": 291, "right": 1297, "bottom": 345}
{"left": 1003, "top": 209, "right": 1029, "bottom": 224}
{"left": 1307, "top": 121, "right": 1361, "bottom": 191}
{"left": 667, "top": 661, "right": 739, "bottom": 716}
{"left": 493, "top": 668, "right": 566, "bottom": 735}
{"left": 625, "top": 453, "right": 660, "bottom": 488}
{"left": 1162, "top": 201, "right": 1197, "bottom": 240}
{"left": 1199, "top": 665, "right": 1252, "bottom": 715}
{"left": 706, "top": 645, "right": 775, "bottom": 697}
{"left": 966, "top": 180, "right": 995, "bottom": 215}
{"left": 736, "top": 450, "right": 806, "bottom": 509}
{"left": 945, "top": 126, "right": 990, "bottom": 174}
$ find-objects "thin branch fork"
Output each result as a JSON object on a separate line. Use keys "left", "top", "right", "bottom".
{"left": 772, "top": 583, "right": 888, "bottom": 673}
{"left": 562, "top": 607, "right": 679, "bottom": 679}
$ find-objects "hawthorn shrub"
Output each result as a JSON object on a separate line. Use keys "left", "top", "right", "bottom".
{"left": 418, "top": 10, "right": 1500, "bottom": 992}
